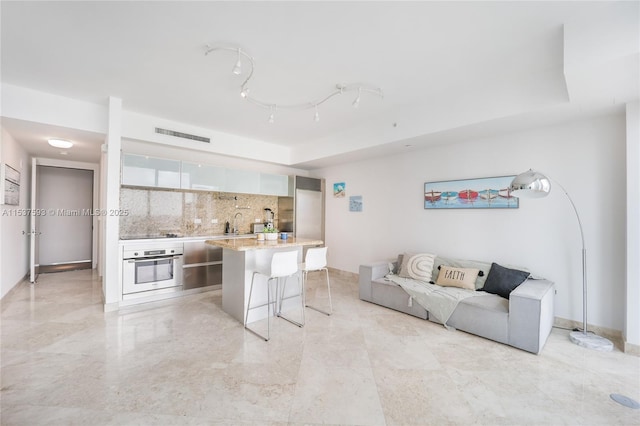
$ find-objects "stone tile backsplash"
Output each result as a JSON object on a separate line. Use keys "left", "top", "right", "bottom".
{"left": 120, "top": 187, "right": 280, "bottom": 237}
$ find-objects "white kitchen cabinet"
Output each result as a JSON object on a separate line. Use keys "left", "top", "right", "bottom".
{"left": 122, "top": 154, "right": 181, "bottom": 189}
{"left": 259, "top": 173, "right": 289, "bottom": 196}
{"left": 121, "top": 153, "right": 290, "bottom": 196}
{"left": 225, "top": 168, "right": 260, "bottom": 194}
{"left": 181, "top": 162, "right": 226, "bottom": 191}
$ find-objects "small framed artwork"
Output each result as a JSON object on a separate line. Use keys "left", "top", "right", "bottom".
{"left": 349, "top": 195, "right": 363, "bottom": 212}
{"left": 333, "top": 182, "right": 345, "bottom": 198}
{"left": 424, "top": 175, "right": 518, "bottom": 210}
{"left": 2, "top": 164, "right": 20, "bottom": 206}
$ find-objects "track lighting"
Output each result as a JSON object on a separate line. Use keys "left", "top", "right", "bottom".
{"left": 232, "top": 48, "right": 242, "bottom": 75}
{"left": 352, "top": 88, "right": 361, "bottom": 108}
{"left": 268, "top": 106, "right": 275, "bottom": 124}
{"left": 205, "top": 43, "right": 383, "bottom": 122}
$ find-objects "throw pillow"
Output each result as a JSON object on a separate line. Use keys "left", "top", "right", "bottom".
{"left": 398, "top": 252, "right": 416, "bottom": 278}
{"left": 406, "top": 253, "right": 436, "bottom": 282}
{"left": 481, "top": 263, "right": 530, "bottom": 299}
{"left": 394, "top": 253, "right": 404, "bottom": 275}
{"left": 431, "top": 256, "right": 492, "bottom": 289}
{"left": 435, "top": 266, "right": 479, "bottom": 290}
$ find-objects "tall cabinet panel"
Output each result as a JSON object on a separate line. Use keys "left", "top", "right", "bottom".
{"left": 278, "top": 176, "right": 325, "bottom": 242}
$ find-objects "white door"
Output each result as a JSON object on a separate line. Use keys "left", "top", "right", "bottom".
{"left": 37, "top": 166, "right": 93, "bottom": 269}
{"left": 29, "top": 158, "right": 39, "bottom": 283}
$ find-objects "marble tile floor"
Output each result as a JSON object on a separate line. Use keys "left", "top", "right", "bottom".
{"left": 1, "top": 269, "right": 639, "bottom": 426}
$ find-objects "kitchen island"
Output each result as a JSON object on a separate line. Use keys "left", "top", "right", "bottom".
{"left": 205, "top": 237, "right": 323, "bottom": 324}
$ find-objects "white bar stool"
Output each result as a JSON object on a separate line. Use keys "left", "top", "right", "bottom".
{"left": 301, "top": 246, "right": 332, "bottom": 316}
{"left": 244, "top": 250, "right": 303, "bottom": 341}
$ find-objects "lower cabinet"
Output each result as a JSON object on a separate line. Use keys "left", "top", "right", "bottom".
{"left": 183, "top": 241, "right": 223, "bottom": 289}
{"left": 183, "top": 264, "right": 222, "bottom": 290}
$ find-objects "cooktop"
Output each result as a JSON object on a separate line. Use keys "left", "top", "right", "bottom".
{"left": 120, "top": 233, "right": 181, "bottom": 240}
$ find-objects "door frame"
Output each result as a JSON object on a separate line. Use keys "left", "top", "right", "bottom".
{"left": 34, "top": 157, "right": 100, "bottom": 270}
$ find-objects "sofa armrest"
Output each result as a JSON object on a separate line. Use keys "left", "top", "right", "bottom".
{"left": 359, "top": 262, "right": 392, "bottom": 302}
{"left": 508, "top": 279, "right": 555, "bottom": 354}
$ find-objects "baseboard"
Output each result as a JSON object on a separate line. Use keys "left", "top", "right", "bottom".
{"left": 623, "top": 341, "right": 640, "bottom": 356}
{"left": 39, "top": 261, "right": 92, "bottom": 274}
{"left": 103, "top": 301, "right": 120, "bottom": 312}
{"left": 0, "top": 273, "right": 30, "bottom": 309}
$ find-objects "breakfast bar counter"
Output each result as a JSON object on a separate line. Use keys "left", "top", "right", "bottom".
{"left": 205, "top": 237, "right": 323, "bottom": 324}
{"left": 205, "top": 236, "right": 323, "bottom": 251}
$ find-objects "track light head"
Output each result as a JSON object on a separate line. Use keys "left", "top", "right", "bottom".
{"left": 268, "top": 106, "right": 275, "bottom": 124}
{"left": 232, "top": 49, "right": 242, "bottom": 75}
{"left": 352, "top": 88, "right": 361, "bottom": 108}
{"left": 240, "top": 86, "right": 249, "bottom": 98}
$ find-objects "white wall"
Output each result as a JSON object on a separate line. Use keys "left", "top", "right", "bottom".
{"left": 0, "top": 127, "right": 31, "bottom": 298}
{"left": 315, "top": 114, "right": 627, "bottom": 332}
{"left": 626, "top": 101, "right": 639, "bottom": 348}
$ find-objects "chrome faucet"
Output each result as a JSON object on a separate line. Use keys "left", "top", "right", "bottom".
{"left": 233, "top": 212, "right": 243, "bottom": 234}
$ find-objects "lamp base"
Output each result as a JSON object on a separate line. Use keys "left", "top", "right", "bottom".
{"left": 569, "top": 331, "right": 614, "bottom": 351}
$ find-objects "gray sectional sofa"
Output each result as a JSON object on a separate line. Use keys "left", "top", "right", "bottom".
{"left": 359, "top": 256, "right": 555, "bottom": 354}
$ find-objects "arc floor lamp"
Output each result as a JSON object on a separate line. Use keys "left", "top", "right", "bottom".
{"left": 509, "top": 169, "right": 614, "bottom": 351}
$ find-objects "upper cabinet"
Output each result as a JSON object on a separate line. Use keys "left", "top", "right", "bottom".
{"left": 181, "top": 162, "right": 226, "bottom": 191}
{"left": 121, "top": 153, "right": 288, "bottom": 196}
{"left": 259, "top": 173, "right": 289, "bottom": 196}
{"left": 225, "top": 168, "right": 260, "bottom": 194}
{"left": 122, "top": 154, "right": 181, "bottom": 188}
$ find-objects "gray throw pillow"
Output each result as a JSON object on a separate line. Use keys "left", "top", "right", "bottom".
{"left": 480, "top": 262, "right": 530, "bottom": 299}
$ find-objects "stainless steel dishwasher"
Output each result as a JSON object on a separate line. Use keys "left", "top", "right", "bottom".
{"left": 182, "top": 241, "right": 223, "bottom": 289}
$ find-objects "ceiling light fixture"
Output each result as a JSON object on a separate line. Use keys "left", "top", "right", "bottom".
{"left": 205, "top": 44, "right": 383, "bottom": 123}
{"left": 48, "top": 139, "right": 73, "bottom": 149}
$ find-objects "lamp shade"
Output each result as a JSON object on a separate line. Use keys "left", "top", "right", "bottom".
{"left": 509, "top": 169, "right": 551, "bottom": 198}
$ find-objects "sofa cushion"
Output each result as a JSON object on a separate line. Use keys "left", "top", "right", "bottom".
{"left": 370, "top": 278, "right": 428, "bottom": 319}
{"left": 405, "top": 253, "right": 436, "bottom": 282}
{"left": 449, "top": 295, "right": 509, "bottom": 344}
{"left": 435, "top": 266, "right": 479, "bottom": 290}
{"left": 481, "top": 262, "right": 530, "bottom": 299}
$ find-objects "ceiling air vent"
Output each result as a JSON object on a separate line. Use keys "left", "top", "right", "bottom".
{"left": 155, "top": 127, "right": 210, "bottom": 143}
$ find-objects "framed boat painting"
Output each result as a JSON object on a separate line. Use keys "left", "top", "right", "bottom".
{"left": 424, "top": 175, "right": 518, "bottom": 209}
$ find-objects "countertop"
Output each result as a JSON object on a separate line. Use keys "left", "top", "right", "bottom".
{"left": 119, "top": 234, "right": 257, "bottom": 245}
{"left": 205, "top": 237, "right": 323, "bottom": 251}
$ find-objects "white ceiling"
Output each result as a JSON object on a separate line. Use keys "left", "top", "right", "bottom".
{"left": 1, "top": 1, "right": 638, "bottom": 168}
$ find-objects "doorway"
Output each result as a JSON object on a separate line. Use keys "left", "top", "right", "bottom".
{"left": 36, "top": 166, "right": 93, "bottom": 273}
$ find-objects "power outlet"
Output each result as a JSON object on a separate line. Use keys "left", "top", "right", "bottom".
{"left": 211, "top": 219, "right": 218, "bottom": 224}
{"left": 255, "top": 218, "right": 261, "bottom": 222}
{"left": 194, "top": 218, "right": 202, "bottom": 224}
